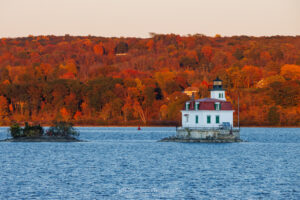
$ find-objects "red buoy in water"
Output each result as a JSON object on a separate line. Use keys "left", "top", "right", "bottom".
{"left": 138, "top": 126, "right": 141, "bottom": 130}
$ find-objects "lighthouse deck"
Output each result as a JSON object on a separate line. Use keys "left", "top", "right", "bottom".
{"left": 176, "top": 126, "right": 240, "bottom": 131}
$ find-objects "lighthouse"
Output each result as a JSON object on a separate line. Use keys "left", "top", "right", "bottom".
{"left": 160, "top": 77, "right": 241, "bottom": 142}
{"left": 210, "top": 77, "right": 226, "bottom": 101}
{"left": 180, "top": 77, "right": 234, "bottom": 128}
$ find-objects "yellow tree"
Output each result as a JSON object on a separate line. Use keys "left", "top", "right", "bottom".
{"left": 280, "top": 64, "right": 300, "bottom": 80}
{"left": 133, "top": 100, "right": 146, "bottom": 124}
{"left": 59, "top": 59, "right": 77, "bottom": 77}
{"left": 241, "top": 65, "right": 262, "bottom": 88}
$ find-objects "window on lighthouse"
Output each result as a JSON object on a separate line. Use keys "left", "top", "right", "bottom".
{"left": 215, "top": 103, "right": 220, "bottom": 110}
{"left": 207, "top": 115, "right": 211, "bottom": 124}
{"left": 184, "top": 114, "right": 189, "bottom": 122}
{"left": 216, "top": 115, "right": 220, "bottom": 124}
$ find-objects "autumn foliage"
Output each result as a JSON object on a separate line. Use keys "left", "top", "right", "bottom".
{"left": 0, "top": 34, "right": 299, "bottom": 126}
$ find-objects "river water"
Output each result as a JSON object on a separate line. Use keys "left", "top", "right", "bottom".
{"left": 0, "top": 127, "right": 299, "bottom": 199}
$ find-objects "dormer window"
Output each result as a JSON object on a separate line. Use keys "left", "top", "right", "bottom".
{"left": 195, "top": 102, "right": 199, "bottom": 110}
{"left": 214, "top": 102, "right": 221, "bottom": 110}
{"left": 186, "top": 103, "right": 190, "bottom": 110}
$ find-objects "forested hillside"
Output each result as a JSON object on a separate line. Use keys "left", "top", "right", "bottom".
{"left": 0, "top": 34, "right": 299, "bottom": 126}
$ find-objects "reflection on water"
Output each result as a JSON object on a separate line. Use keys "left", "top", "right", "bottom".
{"left": 0, "top": 127, "right": 299, "bottom": 199}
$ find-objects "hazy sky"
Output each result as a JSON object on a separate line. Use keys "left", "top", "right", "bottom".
{"left": 1, "top": 0, "right": 299, "bottom": 38}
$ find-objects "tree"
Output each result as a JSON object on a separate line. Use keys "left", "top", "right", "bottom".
{"left": 38, "top": 63, "right": 54, "bottom": 81}
{"left": 165, "top": 81, "right": 181, "bottom": 94}
{"left": 115, "top": 42, "right": 129, "bottom": 54}
{"left": 233, "top": 49, "right": 244, "bottom": 60}
{"left": 241, "top": 65, "right": 262, "bottom": 88}
{"left": 179, "top": 56, "right": 198, "bottom": 68}
{"left": 260, "top": 51, "right": 271, "bottom": 66}
{"left": 122, "top": 97, "right": 134, "bottom": 123}
{"left": 133, "top": 100, "right": 146, "bottom": 124}
{"left": 226, "top": 66, "right": 242, "bottom": 89}
{"left": 159, "top": 104, "right": 168, "bottom": 120}
{"left": 0, "top": 96, "right": 9, "bottom": 117}
{"left": 10, "top": 123, "right": 22, "bottom": 138}
{"left": 280, "top": 64, "right": 300, "bottom": 80}
{"left": 201, "top": 46, "right": 213, "bottom": 62}
{"left": 268, "top": 106, "right": 280, "bottom": 125}
{"left": 59, "top": 59, "right": 77, "bottom": 76}
{"left": 269, "top": 81, "right": 300, "bottom": 107}
{"left": 166, "top": 92, "right": 189, "bottom": 121}
{"left": 93, "top": 42, "right": 105, "bottom": 56}
{"left": 1, "top": 34, "right": 300, "bottom": 126}
{"left": 60, "top": 107, "right": 70, "bottom": 121}
{"left": 47, "top": 121, "right": 79, "bottom": 137}
{"left": 64, "top": 93, "right": 78, "bottom": 117}
{"left": 146, "top": 39, "right": 154, "bottom": 51}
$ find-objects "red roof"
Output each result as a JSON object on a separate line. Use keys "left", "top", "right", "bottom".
{"left": 184, "top": 98, "right": 233, "bottom": 110}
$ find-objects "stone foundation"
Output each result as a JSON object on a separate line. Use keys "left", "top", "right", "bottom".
{"left": 159, "top": 127, "right": 241, "bottom": 143}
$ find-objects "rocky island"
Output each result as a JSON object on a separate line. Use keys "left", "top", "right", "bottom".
{"left": 1, "top": 122, "right": 82, "bottom": 142}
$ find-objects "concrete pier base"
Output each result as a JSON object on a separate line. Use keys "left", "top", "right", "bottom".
{"left": 160, "top": 127, "right": 241, "bottom": 143}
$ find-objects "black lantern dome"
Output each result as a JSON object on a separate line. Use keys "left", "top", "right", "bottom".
{"left": 212, "top": 77, "right": 224, "bottom": 90}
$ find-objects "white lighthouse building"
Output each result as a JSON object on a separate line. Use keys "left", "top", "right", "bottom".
{"left": 160, "top": 77, "right": 241, "bottom": 142}
{"left": 181, "top": 77, "right": 234, "bottom": 128}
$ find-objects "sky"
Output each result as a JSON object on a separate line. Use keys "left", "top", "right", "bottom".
{"left": 1, "top": 0, "right": 299, "bottom": 38}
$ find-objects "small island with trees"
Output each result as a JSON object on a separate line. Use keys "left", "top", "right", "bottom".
{"left": 1, "top": 121, "right": 81, "bottom": 142}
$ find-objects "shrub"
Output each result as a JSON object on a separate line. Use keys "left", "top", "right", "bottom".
{"left": 9, "top": 122, "right": 44, "bottom": 138}
{"left": 46, "top": 121, "right": 79, "bottom": 137}
{"left": 23, "top": 122, "right": 44, "bottom": 137}
{"left": 10, "top": 123, "right": 22, "bottom": 138}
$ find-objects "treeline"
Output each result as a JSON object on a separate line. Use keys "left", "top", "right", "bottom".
{"left": 0, "top": 34, "right": 299, "bottom": 126}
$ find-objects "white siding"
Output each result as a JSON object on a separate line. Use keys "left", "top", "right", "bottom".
{"left": 210, "top": 91, "right": 226, "bottom": 100}
{"left": 181, "top": 110, "right": 234, "bottom": 128}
